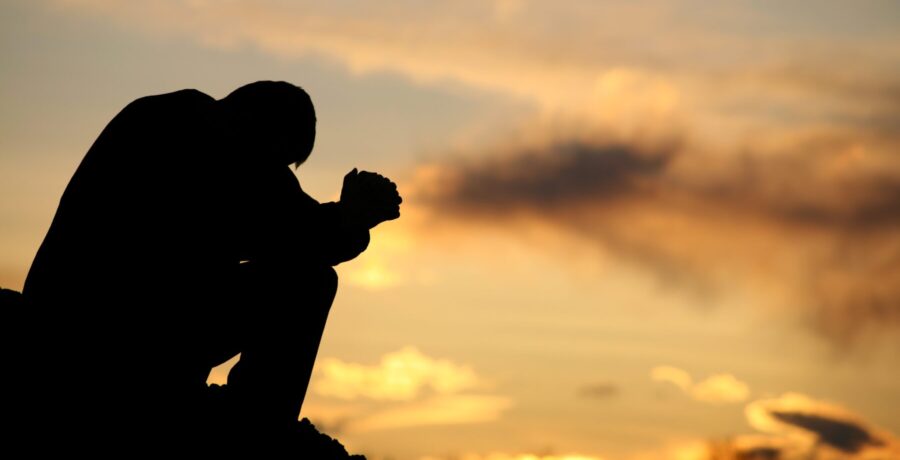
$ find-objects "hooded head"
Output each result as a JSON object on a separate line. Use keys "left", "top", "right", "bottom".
{"left": 219, "top": 81, "right": 316, "bottom": 168}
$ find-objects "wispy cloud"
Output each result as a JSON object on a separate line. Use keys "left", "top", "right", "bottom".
{"left": 353, "top": 394, "right": 512, "bottom": 432}
{"left": 48, "top": 0, "right": 900, "bottom": 145}
{"left": 421, "top": 453, "right": 607, "bottom": 460}
{"left": 307, "top": 347, "right": 511, "bottom": 432}
{"left": 412, "top": 132, "right": 900, "bottom": 344}
{"left": 627, "top": 441, "right": 710, "bottom": 460}
{"left": 689, "top": 374, "right": 750, "bottom": 404}
{"left": 313, "top": 346, "right": 481, "bottom": 401}
{"left": 651, "top": 366, "right": 693, "bottom": 393}
{"left": 652, "top": 366, "right": 750, "bottom": 404}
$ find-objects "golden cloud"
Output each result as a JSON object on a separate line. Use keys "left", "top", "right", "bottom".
{"left": 651, "top": 366, "right": 693, "bottom": 393}
{"left": 421, "top": 453, "right": 608, "bottom": 460}
{"left": 627, "top": 440, "right": 710, "bottom": 460}
{"left": 306, "top": 347, "right": 512, "bottom": 432}
{"left": 352, "top": 394, "right": 513, "bottom": 432}
{"left": 651, "top": 366, "right": 749, "bottom": 404}
{"left": 313, "top": 346, "right": 481, "bottom": 401}
{"left": 690, "top": 374, "right": 750, "bottom": 404}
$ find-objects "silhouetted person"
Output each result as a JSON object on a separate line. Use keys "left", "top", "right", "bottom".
{"left": 21, "top": 81, "right": 400, "bottom": 454}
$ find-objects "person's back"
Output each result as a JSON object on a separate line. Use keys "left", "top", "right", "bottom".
{"left": 23, "top": 88, "right": 226, "bottom": 447}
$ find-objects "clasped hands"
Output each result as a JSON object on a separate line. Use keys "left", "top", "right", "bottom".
{"left": 339, "top": 168, "right": 402, "bottom": 230}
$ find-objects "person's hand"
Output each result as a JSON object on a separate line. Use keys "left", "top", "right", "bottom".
{"left": 340, "top": 168, "right": 402, "bottom": 229}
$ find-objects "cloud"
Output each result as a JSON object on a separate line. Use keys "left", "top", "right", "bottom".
{"left": 313, "top": 346, "right": 481, "bottom": 401}
{"left": 352, "top": 394, "right": 513, "bottom": 432}
{"left": 745, "top": 393, "right": 900, "bottom": 458}
{"left": 307, "top": 348, "right": 512, "bottom": 432}
{"left": 48, "top": 0, "right": 900, "bottom": 146}
{"left": 576, "top": 382, "right": 619, "bottom": 400}
{"left": 651, "top": 366, "right": 693, "bottom": 393}
{"left": 769, "top": 412, "right": 881, "bottom": 454}
{"left": 627, "top": 440, "right": 710, "bottom": 460}
{"left": 627, "top": 393, "right": 900, "bottom": 460}
{"left": 701, "top": 435, "right": 801, "bottom": 460}
{"left": 690, "top": 374, "right": 750, "bottom": 404}
{"left": 46, "top": 1, "right": 900, "bottom": 343}
{"left": 629, "top": 436, "right": 814, "bottom": 460}
{"left": 48, "top": 0, "right": 682, "bottom": 123}
{"left": 638, "top": 428, "right": 897, "bottom": 460}
{"left": 415, "top": 142, "right": 675, "bottom": 216}
{"left": 414, "top": 135, "right": 900, "bottom": 235}
{"left": 412, "top": 132, "right": 900, "bottom": 344}
{"left": 651, "top": 366, "right": 749, "bottom": 403}
{"left": 45, "top": 1, "right": 900, "bottom": 182}
{"left": 421, "top": 454, "right": 607, "bottom": 460}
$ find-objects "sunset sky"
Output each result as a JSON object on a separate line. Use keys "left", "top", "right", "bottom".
{"left": 2, "top": 1, "right": 900, "bottom": 459}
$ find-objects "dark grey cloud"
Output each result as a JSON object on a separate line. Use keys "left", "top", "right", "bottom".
{"left": 745, "top": 393, "right": 900, "bottom": 459}
{"left": 427, "top": 142, "right": 674, "bottom": 216}
{"left": 419, "top": 138, "right": 900, "bottom": 232}
{"left": 414, "top": 136, "right": 900, "bottom": 344}
{"left": 682, "top": 151, "right": 900, "bottom": 232}
{"left": 771, "top": 410, "right": 884, "bottom": 454}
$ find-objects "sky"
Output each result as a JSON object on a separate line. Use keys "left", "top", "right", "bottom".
{"left": 2, "top": 1, "right": 900, "bottom": 459}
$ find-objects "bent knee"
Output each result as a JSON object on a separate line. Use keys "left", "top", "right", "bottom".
{"left": 239, "top": 262, "right": 338, "bottom": 302}
{"left": 320, "top": 267, "right": 338, "bottom": 298}
{"left": 284, "top": 265, "right": 337, "bottom": 298}
{"left": 326, "top": 266, "right": 338, "bottom": 286}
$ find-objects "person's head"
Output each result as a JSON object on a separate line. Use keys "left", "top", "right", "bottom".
{"left": 219, "top": 81, "right": 316, "bottom": 167}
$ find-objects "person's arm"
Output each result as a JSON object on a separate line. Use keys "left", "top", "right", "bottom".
{"left": 237, "top": 165, "right": 399, "bottom": 267}
{"left": 294, "top": 193, "right": 371, "bottom": 266}
{"left": 290, "top": 168, "right": 401, "bottom": 266}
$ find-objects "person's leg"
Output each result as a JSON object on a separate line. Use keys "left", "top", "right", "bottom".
{"left": 225, "top": 262, "right": 338, "bottom": 431}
